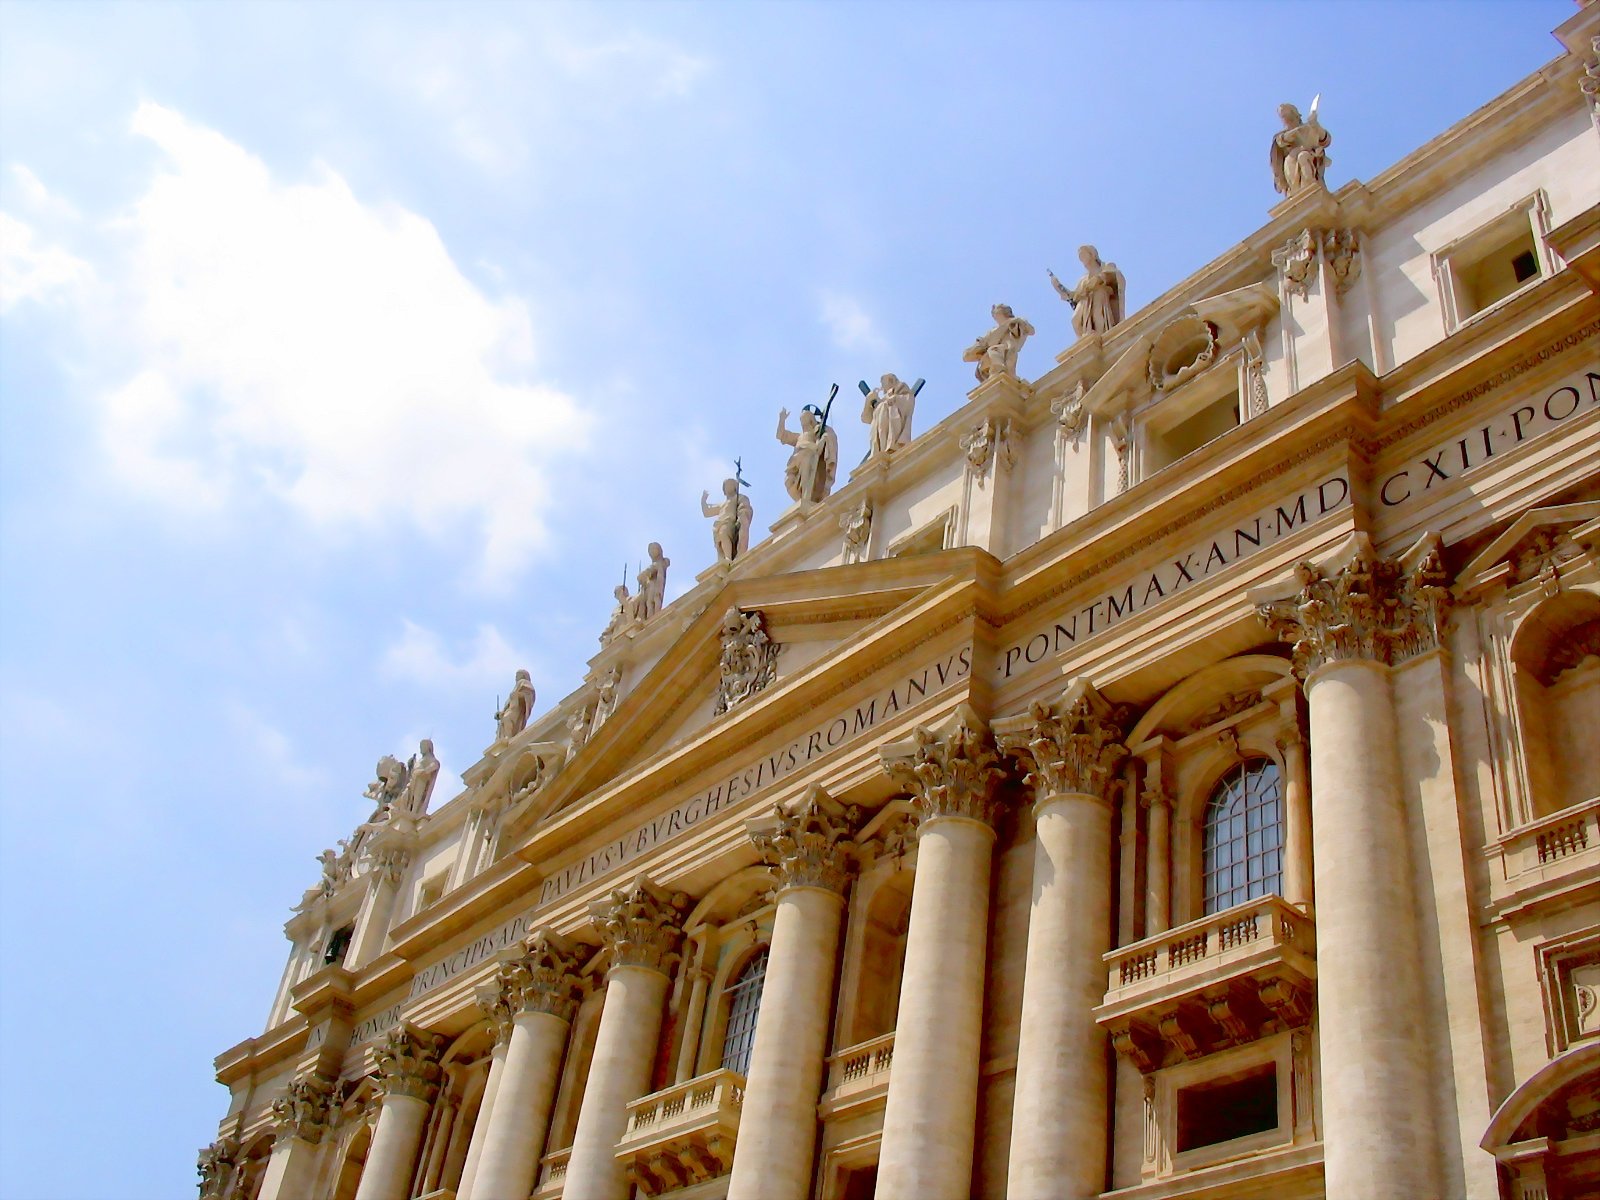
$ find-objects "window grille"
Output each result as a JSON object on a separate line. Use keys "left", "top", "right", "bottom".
{"left": 719, "top": 948, "right": 768, "bottom": 1077}
{"left": 1203, "top": 759, "right": 1283, "bottom": 914}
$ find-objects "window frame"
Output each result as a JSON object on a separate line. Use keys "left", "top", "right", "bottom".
{"left": 1429, "top": 190, "right": 1554, "bottom": 333}
{"left": 1200, "top": 756, "right": 1286, "bottom": 917}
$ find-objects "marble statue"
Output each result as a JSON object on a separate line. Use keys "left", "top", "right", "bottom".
{"left": 1271, "top": 99, "right": 1331, "bottom": 197}
{"left": 633, "top": 543, "right": 669, "bottom": 622}
{"left": 601, "top": 583, "right": 634, "bottom": 645}
{"left": 315, "top": 849, "right": 342, "bottom": 896}
{"left": 1050, "top": 246, "right": 1125, "bottom": 338}
{"left": 702, "top": 478, "right": 754, "bottom": 565}
{"left": 399, "top": 738, "right": 439, "bottom": 816}
{"left": 776, "top": 405, "right": 839, "bottom": 504}
{"left": 592, "top": 666, "right": 622, "bottom": 731}
{"left": 495, "top": 669, "right": 535, "bottom": 743}
{"left": 963, "top": 304, "right": 1035, "bottom": 383}
{"left": 840, "top": 497, "right": 873, "bottom": 564}
{"left": 363, "top": 755, "right": 409, "bottom": 821}
{"left": 860, "top": 374, "right": 918, "bottom": 458}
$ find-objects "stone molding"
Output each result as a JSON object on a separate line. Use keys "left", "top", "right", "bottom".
{"left": 270, "top": 1071, "right": 339, "bottom": 1144}
{"left": 196, "top": 1137, "right": 239, "bottom": 1199}
{"left": 372, "top": 1023, "right": 446, "bottom": 1103}
{"left": 493, "top": 930, "right": 589, "bottom": 1023}
{"left": 590, "top": 877, "right": 687, "bottom": 976}
{"left": 1256, "top": 531, "right": 1452, "bottom": 677}
{"left": 748, "top": 783, "right": 861, "bottom": 896}
{"left": 995, "top": 679, "right": 1129, "bottom": 804}
{"left": 882, "top": 703, "right": 1008, "bottom": 829}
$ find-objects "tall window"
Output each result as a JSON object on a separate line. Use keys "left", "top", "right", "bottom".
{"left": 1203, "top": 759, "right": 1283, "bottom": 915}
{"left": 719, "top": 948, "right": 768, "bottom": 1077}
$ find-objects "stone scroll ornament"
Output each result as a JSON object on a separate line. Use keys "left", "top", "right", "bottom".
{"left": 1255, "top": 531, "right": 1452, "bottom": 676}
{"left": 270, "top": 1071, "right": 340, "bottom": 1144}
{"left": 372, "top": 1024, "right": 447, "bottom": 1103}
{"left": 591, "top": 878, "right": 688, "bottom": 975}
{"left": 749, "top": 784, "right": 861, "bottom": 896}
{"left": 713, "top": 607, "right": 781, "bottom": 716}
{"left": 996, "top": 679, "right": 1130, "bottom": 803}
{"left": 882, "top": 704, "right": 1008, "bottom": 828}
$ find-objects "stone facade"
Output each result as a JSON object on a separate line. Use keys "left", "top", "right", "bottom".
{"left": 205, "top": 9, "right": 1600, "bottom": 1199}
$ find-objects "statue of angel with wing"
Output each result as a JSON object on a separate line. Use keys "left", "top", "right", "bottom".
{"left": 1271, "top": 96, "right": 1331, "bottom": 197}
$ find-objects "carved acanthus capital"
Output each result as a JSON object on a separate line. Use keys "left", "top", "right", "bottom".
{"left": 591, "top": 878, "right": 687, "bottom": 976}
{"left": 749, "top": 784, "right": 861, "bottom": 896}
{"left": 882, "top": 704, "right": 1007, "bottom": 829}
{"left": 270, "top": 1071, "right": 339, "bottom": 1144}
{"left": 196, "top": 1137, "right": 239, "bottom": 1199}
{"left": 475, "top": 980, "right": 516, "bottom": 1047}
{"left": 1256, "top": 532, "right": 1452, "bottom": 676}
{"left": 371, "top": 1024, "right": 446, "bottom": 1103}
{"left": 995, "top": 680, "right": 1129, "bottom": 804}
{"left": 495, "top": 930, "right": 589, "bottom": 1023}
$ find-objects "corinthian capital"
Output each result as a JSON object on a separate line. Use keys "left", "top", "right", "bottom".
{"left": 270, "top": 1071, "right": 339, "bottom": 1144}
{"left": 1256, "top": 532, "right": 1451, "bottom": 676}
{"left": 590, "top": 877, "right": 687, "bottom": 975}
{"left": 882, "top": 703, "right": 1007, "bottom": 829}
{"left": 372, "top": 1023, "right": 446, "bottom": 1102}
{"left": 996, "top": 679, "right": 1128, "bottom": 803}
{"left": 494, "top": 930, "right": 590, "bottom": 1023}
{"left": 196, "top": 1137, "right": 239, "bottom": 1199}
{"left": 475, "top": 980, "right": 516, "bottom": 1047}
{"left": 749, "top": 784, "right": 861, "bottom": 896}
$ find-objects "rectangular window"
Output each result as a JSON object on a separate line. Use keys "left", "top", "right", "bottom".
{"left": 1175, "top": 1063, "right": 1279, "bottom": 1152}
{"left": 1432, "top": 193, "right": 1551, "bottom": 331}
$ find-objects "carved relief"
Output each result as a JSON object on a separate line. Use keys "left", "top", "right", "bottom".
{"left": 493, "top": 930, "right": 590, "bottom": 1023}
{"left": 960, "top": 416, "right": 1012, "bottom": 483}
{"left": 748, "top": 784, "right": 861, "bottom": 896}
{"left": 196, "top": 1137, "right": 239, "bottom": 1200}
{"left": 1256, "top": 532, "right": 1453, "bottom": 675}
{"left": 372, "top": 1024, "right": 446, "bottom": 1103}
{"left": 270, "top": 1071, "right": 339, "bottom": 1144}
{"left": 1323, "top": 228, "right": 1361, "bottom": 294}
{"left": 996, "top": 679, "right": 1129, "bottom": 802}
{"left": 1146, "top": 314, "right": 1221, "bottom": 392}
{"left": 882, "top": 705, "right": 1008, "bottom": 829}
{"left": 1189, "top": 689, "right": 1263, "bottom": 732}
{"left": 1583, "top": 35, "right": 1600, "bottom": 123}
{"left": 840, "top": 498, "right": 873, "bottom": 565}
{"left": 1111, "top": 414, "right": 1131, "bottom": 494}
{"left": 1273, "top": 229, "right": 1318, "bottom": 300}
{"left": 1243, "top": 330, "right": 1269, "bottom": 419}
{"left": 591, "top": 878, "right": 687, "bottom": 975}
{"left": 713, "top": 608, "right": 781, "bottom": 716}
{"left": 1051, "top": 381, "right": 1088, "bottom": 446}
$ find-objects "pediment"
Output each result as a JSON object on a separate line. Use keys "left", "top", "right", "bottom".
{"left": 1457, "top": 502, "right": 1600, "bottom": 593}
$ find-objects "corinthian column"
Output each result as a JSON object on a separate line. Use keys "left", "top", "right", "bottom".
{"left": 354, "top": 1024, "right": 446, "bottom": 1200}
{"left": 452, "top": 986, "right": 515, "bottom": 1200}
{"left": 468, "top": 932, "right": 589, "bottom": 1200}
{"left": 874, "top": 705, "right": 1008, "bottom": 1200}
{"left": 996, "top": 681, "right": 1128, "bottom": 1200}
{"left": 727, "top": 786, "right": 860, "bottom": 1200}
{"left": 196, "top": 1137, "right": 240, "bottom": 1200}
{"left": 562, "top": 879, "right": 685, "bottom": 1200}
{"left": 1257, "top": 531, "right": 1449, "bottom": 1199}
{"left": 257, "top": 1072, "right": 339, "bottom": 1200}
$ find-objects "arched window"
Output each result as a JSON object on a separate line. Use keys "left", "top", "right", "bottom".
{"left": 1203, "top": 759, "right": 1283, "bottom": 915}
{"left": 719, "top": 948, "right": 768, "bottom": 1077}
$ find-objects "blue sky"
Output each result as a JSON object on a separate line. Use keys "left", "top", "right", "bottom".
{"left": 0, "top": 2, "right": 1567, "bottom": 1196}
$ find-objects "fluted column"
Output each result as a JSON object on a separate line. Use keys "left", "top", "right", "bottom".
{"left": 469, "top": 932, "right": 589, "bottom": 1200}
{"left": 997, "top": 682, "right": 1128, "bottom": 1200}
{"left": 1257, "top": 531, "right": 1449, "bottom": 1199}
{"left": 453, "top": 987, "right": 515, "bottom": 1200}
{"left": 727, "top": 786, "right": 860, "bottom": 1200}
{"left": 257, "top": 1072, "right": 339, "bottom": 1200}
{"left": 354, "top": 1025, "right": 446, "bottom": 1200}
{"left": 874, "top": 706, "right": 1007, "bottom": 1200}
{"left": 562, "top": 879, "right": 685, "bottom": 1200}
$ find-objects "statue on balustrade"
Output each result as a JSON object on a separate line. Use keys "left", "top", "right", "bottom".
{"left": 495, "top": 669, "right": 535, "bottom": 743}
{"left": 1049, "top": 245, "right": 1125, "bottom": 338}
{"left": 398, "top": 738, "right": 439, "bottom": 817}
{"left": 702, "top": 475, "right": 754, "bottom": 565}
{"left": 632, "top": 542, "right": 670, "bottom": 622}
{"left": 860, "top": 374, "right": 919, "bottom": 458}
{"left": 963, "top": 304, "right": 1035, "bottom": 383}
{"left": 1271, "top": 98, "right": 1331, "bottom": 197}
{"left": 775, "top": 403, "right": 839, "bottom": 504}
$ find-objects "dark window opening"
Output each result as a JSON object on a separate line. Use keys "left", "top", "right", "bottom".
{"left": 1175, "top": 1063, "right": 1279, "bottom": 1152}
{"left": 838, "top": 1164, "right": 878, "bottom": 1200}
{"left": 1511, "top": 249, "right": 1538, "bottom": 284}
{"left": 324, "top": 925, "right": 353, "bottom": 965}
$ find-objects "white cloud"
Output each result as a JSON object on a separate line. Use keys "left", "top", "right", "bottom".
{"left": 225, "top": 701, "right": 327, "bottom": 793}
{"left": 380, "top": 618, "right": 529, "bottom": 693}
{"left": 818, "top": 290, "right": 889, "bottom": 355}
{"left": 0, "top": 211, "right": 93, "bottom": 312}
{"left": 5, "top": 102, "right": 591, "bottom": 584}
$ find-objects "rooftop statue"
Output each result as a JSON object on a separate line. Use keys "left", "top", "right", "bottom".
{"left": 632, "top": 543, "right": 670, "bottom": 622}
{"left": 398, "top": 738, "right": 439, "bottom": 817}
{"left": 600, "top": 583, "right": 634, "bottom": 646}
{"left": 1050, "top": 246, "right": 1125, "bottom": 338}
{"left": 702, "top": 473, "right": 754, "bottom": 565}
{"left": 963, "top": 304, "right": 1035, "bottom": 384}
{"left": 776, "top": 396, "right": 839, "bottom": 505}
{"left": 1272, "top": 98, "right": 1331, "bottom": 197}
{"left": 495, "top": 668, "right": 535, "bottom": 743}
{"left": 363, "top": 754, "right": 409, "bottom": 821}
{"left": 860, "top": 373, "right": 921, "bottom": 458}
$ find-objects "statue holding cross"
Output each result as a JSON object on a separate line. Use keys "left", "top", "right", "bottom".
{"left": 702, "top": 462, "right": 755, "bottom": 566}
{"left": 775, "top": 384, "right": 840, "bottom": 505}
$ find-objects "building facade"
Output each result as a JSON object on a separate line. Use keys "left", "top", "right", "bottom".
{"left": 203, "top": 9, "right": 1600, "bottom": 1200}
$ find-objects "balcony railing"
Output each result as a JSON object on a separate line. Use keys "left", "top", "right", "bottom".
{"left": 1096, "top": 895, "right": 1316, "bottom": 1072}
{"left": 531, "top": 1146, "right": 571, "bottom": 1198}
{"left": 819, "top": 1030, "right": 894, "bottom": 1119}
{"left": 614, "top": 1068, "right": 744, "bottom": 1196}
{"left": 1489, "top": 797, "right": 1599, "bottom": 900}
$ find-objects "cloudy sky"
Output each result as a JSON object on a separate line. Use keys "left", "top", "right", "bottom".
{"left": 0, "top": 1, "right": 1565, "bottom": 1195}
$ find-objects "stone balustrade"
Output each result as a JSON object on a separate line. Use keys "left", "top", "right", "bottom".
{"left": 1488, "top": 797, "right": 1599, "bottom": 906}
{"left": 613, "top": 1069, "right": 745, "bottom": 1196}
{"left": 530, "top": 1146, "right": 570, "bottom": 1198}
{"left": 819, "top": 1031, "right": 895, "bottom": 1119}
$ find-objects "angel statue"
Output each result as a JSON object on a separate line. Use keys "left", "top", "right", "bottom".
{"left": 1271, "top": 98, "right": 1331, "bottom": 197}
{"left": 702, "top": 476, "right": 754, "bottom": 565}
{"left": 1049, "top": 245, "right": 1125, "bottom": 338}
{"left": 776, "top": 403, "right": 839, "bottom": 504}
{"left": 963, "top": 304, "right": 1035, "bottom": 384}
{"left": 860, "top": 374, "right": 919, "bottom": 458}
{"left": 495, "top": 669, "right": 535, "bottom": 743}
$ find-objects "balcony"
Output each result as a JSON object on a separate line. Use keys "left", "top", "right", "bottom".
{"left": 819, "top": 1031, "right": 895, "bottom": 1119}
{"left": 1095, "top": 895, "right": 1316, "bottom": 1072}
{"left": 614, "top": 1069, "right": 745, "bottom": 1196}
{"left": 1487, "top": 798, "right": 1600, "bottom": 915}
{"left": 531, "top": 1146, "right": 570, "bottom": 1198}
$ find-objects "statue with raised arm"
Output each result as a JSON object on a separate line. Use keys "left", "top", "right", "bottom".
{"left": 1049, "top": 245, "right": 1125, "bottom": 338}
{"left": 601, "top": 583, "right": 634, "bottom": 645}
{"left": 860, "top": 374, "right": 918, "bottom": 458}
{"left": 1271, "top": 99, "right": 1331, "bottom": 197}
{"left": 495, "top": 669, "right": 535, "bottom": 743}
{"left": 702, "top": 477, "right": 754, "bottom": 565}
{"left": 399, "top": 738, "right": 439, "bottom": 817}
{"left": 963, "top": 304, "right": 1035, "bottom": 384}
{"left": 775, "top": 404, "right": 839, "bottom": 504}
{"left": 633, "top": 543, "right": 670, "bottom": 622}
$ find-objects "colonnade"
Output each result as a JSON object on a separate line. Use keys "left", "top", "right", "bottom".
{"left": 251, "top": 534, "right": 1450, "bottom": 1200}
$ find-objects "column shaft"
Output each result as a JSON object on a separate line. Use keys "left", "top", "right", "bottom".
{"left": 673, "top": 966, "right": 710, "bottom": 1083}
{"left": 353, "top": 1094, "right": 431, "bottom": 1200}
{"left": 726, "top": 887, "right": 847, "bottom": 1200}
{"left": 1007, "top": 792, "right": 1113, "bottom": 1200}
{"left": 454, "top": 1041, "right": 507, "bottom": 1200}
{"left": 256, "top": 1136, "right": 319, "bottom": 1200}
{"left": 561, "top": 966, "right": 670, "bottom": 1200}
{"left": 471, "top": 1012, "right": 571, "bottom": 1200}
{"left": 1144, "top": 796, "right": 1170, "bottom": 936}
{"left": 1307, "top": 659, "right": 1439, "bottom": 1198}
{"left": 1279, "top": 730, "right": 1314, "bottom": 909}
{"left": 874, "top": 817, "right": 995, "bottom": 1200}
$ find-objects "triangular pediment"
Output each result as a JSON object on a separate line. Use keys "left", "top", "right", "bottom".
{"left": 1457, "top": 502, "right": 1600, "bottom": 593}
